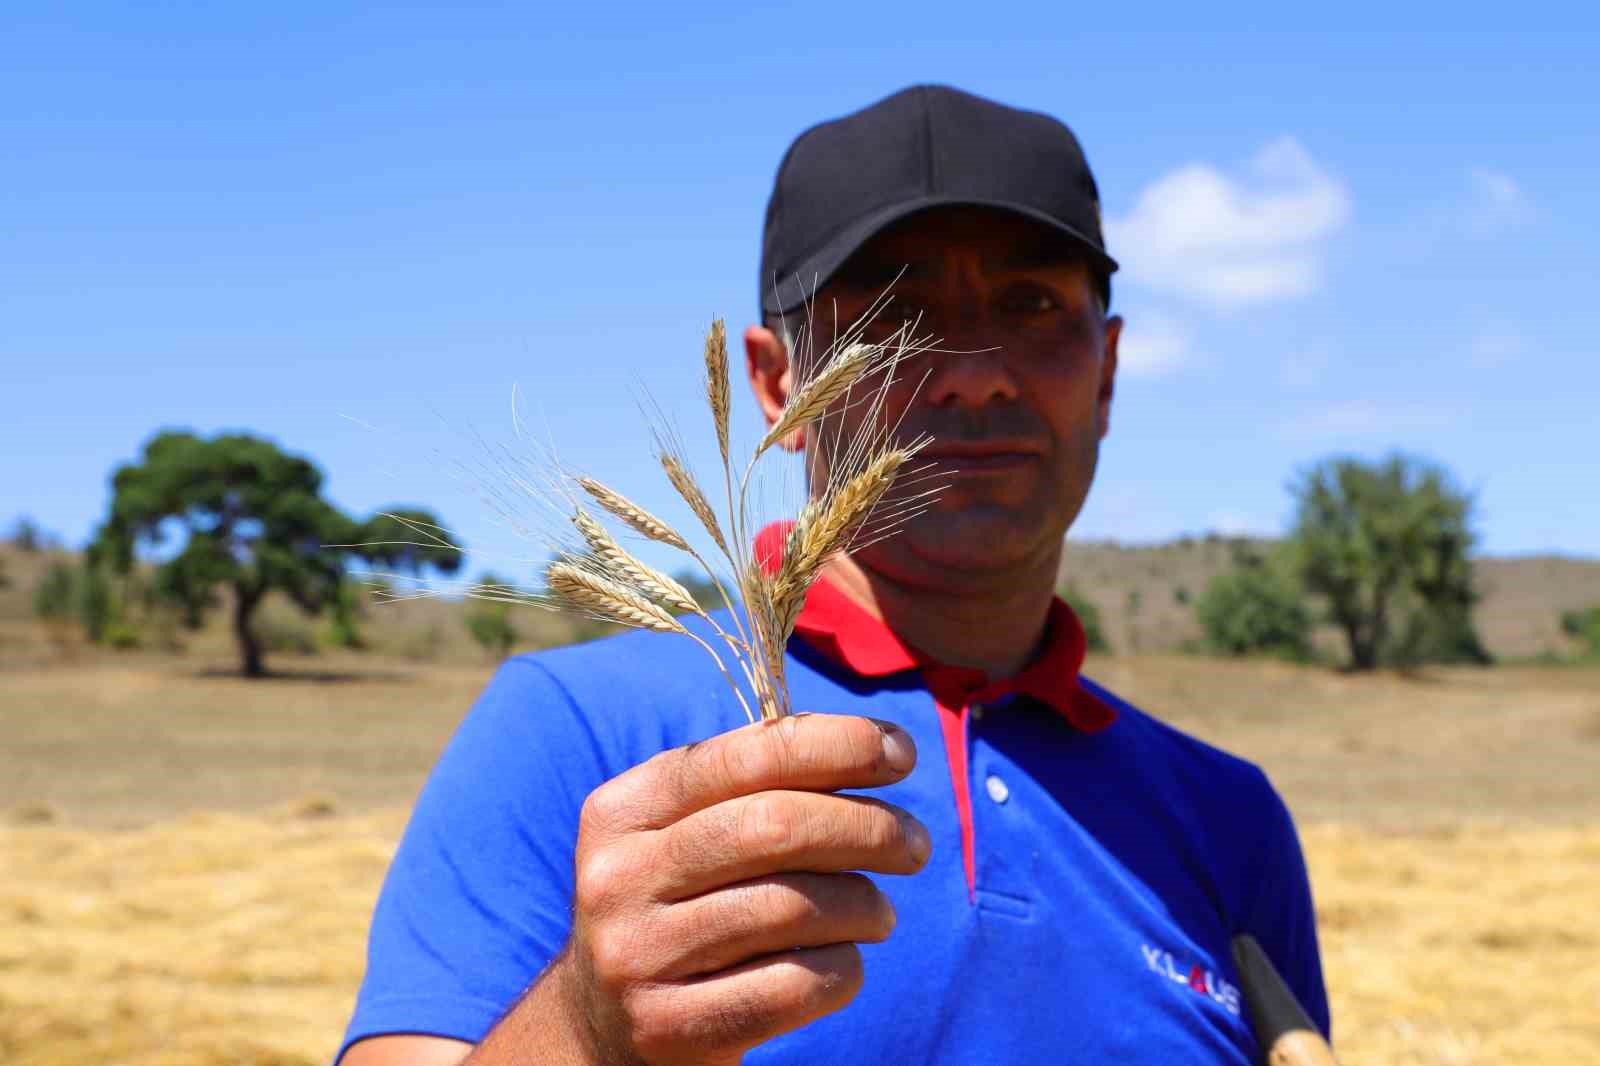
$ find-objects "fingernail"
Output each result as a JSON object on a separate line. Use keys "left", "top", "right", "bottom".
{"left": 901, "top": 813, "right": 932, "bottom": 864}
{"left": 876, "top": 723, "right": 916, "bottom": 772}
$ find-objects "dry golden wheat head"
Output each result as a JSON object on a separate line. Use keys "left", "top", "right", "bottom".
{"left": 755, "top": 342, "right": 877, "bottom": 460}
{"left": 660, "top": 452, "right": 731, "bottom": 556}
{"left": 704, "top": 319, "right": 731, "bottom": 467}
{"left": 545, "top": 561, "right": 689, "bottom": 635}
{"left": 772, "top": 447, "right": 913, "bottom": 619}
{"left": 576, "top": 476, "right": 691, "bottom": 552}
{"left": 477, "top": 301, "right": 944, "bottom": 726}
{"left": 571, "top": 509, "right": 701, "bottom": 616}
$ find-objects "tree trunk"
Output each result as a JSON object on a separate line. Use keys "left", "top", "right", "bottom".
{"left": 234, "top": 586, "right": 264, "bottom": 678}
{"left": 1333, "top": 604, "right": 1377, "bottom": 671}
{"left": 1349, "top": 632, "right": 1378, "bottom": 671}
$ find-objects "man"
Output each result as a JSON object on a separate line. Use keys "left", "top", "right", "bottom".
{"left": 339, "top": 84, "right": 1329, "bottom": 1065}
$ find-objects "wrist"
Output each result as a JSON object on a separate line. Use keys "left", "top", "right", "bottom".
{"left": 546, "top": 942, "right": 644, "bottom": 1066}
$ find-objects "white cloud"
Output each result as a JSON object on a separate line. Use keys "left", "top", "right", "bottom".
{"left": 1277, "top": 400, "right": 1449, "bottom": 441}
{"left": 1466, "top": 168, "right": 1533, "bottom": 234}
{"left": 1116, "top": 312, "right": 1193, "bottom": 378}
{"left": 1105, "top": 137, "right": 1351, "bottom": 309}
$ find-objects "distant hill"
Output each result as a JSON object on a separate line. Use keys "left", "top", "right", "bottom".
{"left": 4, "top": 535, "right": 1598, "bottom": 665}
{"left": 1059, "top": 534, "right": 1600, "bottom": 661}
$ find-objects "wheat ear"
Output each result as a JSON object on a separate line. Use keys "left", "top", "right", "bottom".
{"left": 753, "top": 343, "right": 876, "bottom": 461}
{"left": 571, "top": 509, "right": 701, "bottom": 615}
{"left": 546, "top": 561, "right": 688, "bottom": 635}
{"left": 576, "top": 476, "right": 690, "bottom": 552}
{"left": 661, "top": 452, "right": 731, "bottom": 558}
{"left": 772, "top": 447, "right": 912, "bottom": 624}
{"left": 547, "top": 557, "right": 758, "bottom": 725}
{"left": 705, "top": 319, "right": 731, "bottom": 468}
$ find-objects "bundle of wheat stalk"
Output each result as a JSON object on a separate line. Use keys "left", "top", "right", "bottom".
{"left": 513, "top": 314, "right": 940, "bottom": 723}
{"left": 357, "top": 302, "right": 941, "bottom": 721}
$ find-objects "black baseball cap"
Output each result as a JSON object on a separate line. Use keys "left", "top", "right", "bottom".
{"left": 759, "top": 84, "right": 1119, "bottom": 317}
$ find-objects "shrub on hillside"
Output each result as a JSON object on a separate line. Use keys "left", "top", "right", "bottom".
{"left": 1196, "top": 562, "right": 1312, "bottom": 660}
{"left": 399, "top": 621, "right": 446, "bottom": 661}
{"left": 464, "top": 573, "right": 519, "bottom": 659}
{"left": 251, "top": 605, "right": 320, "bottom": 656}
{"left": 465, "top": 608, "right": 518, "bottom": 659}
{"left": 33, "top": 559, "right": 125, "bottom": 645}
{"left": 1390, "top": 599, "right": 1492, "bottom": 667}
{"left": 33, "top": 563, "right": 75, "bottom": 622}
{"left": 323, "top": 579, "right": 367, "bottom": 650}
{"left": 11, "top": 516, "right": 45, "bottom": 552}
{"left": 1561, "top": 606, "right": 1600, "bottom": 659}
{"left": 1059, "top": 583, "right": 1109, "bottom": 653}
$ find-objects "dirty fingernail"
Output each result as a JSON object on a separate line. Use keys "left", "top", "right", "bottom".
{"left": 875, "top": 721, "right": 916, "bottom": 771}
{"left": 901, "top": 813, "right": 931, "bottom": 863}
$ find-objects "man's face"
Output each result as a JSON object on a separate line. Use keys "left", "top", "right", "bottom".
{"left": 772, "top": 206, "right": 1121, "bottom": 582}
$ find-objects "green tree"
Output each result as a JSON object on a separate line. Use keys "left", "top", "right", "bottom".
{"left": 464, "top": 572, "right": 520, "bottom": 659}
{"left": 1058, "top": 582, "right": 1109, "bottom": 653}
{"left": 323, "top": 577, "right": 368, "bottom": 650}
{"left": 1290, "top": 453, "right": 1487, "bottom": 670}
{"left": 10, "top": 516, "right": 44, "bottom": 552}
{"left": 1561, "top": 606, "right": 1600, "bottom": 659}
{"left": 92, "top": 430, "right": 462, "bottom": 676}
{"left": 1196, "top": 555, "right": 1312, "bottom": 660}
{"left": 355, "top": 509, "right": 465, "bottom": 580}
{"left": 33, "top": 562, "right": 77, "bottom": 624}
{"left": 32, "top": 558, "right": 127, "bottom": 645}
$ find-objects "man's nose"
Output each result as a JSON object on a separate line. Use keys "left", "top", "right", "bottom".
{"left": 921, "top": 335, "right": 1020, "bottom": 408}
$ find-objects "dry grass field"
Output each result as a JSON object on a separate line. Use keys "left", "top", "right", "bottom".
{"left": 3, "top": 647, "right": 1599, "bottom": 1064}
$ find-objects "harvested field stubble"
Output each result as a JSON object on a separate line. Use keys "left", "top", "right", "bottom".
{"left": 0, "top": 809, "right": 405, "bottom": 1066}
{"left": 2, "top": 816, "right": 1596, "bottom": 1064}
{"left": 2, "top": 654, "right": 1597, "bottom": 1063}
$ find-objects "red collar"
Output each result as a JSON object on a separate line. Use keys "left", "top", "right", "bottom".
{"left": 754, "top": 522, "right": 1115, "bottom": 733}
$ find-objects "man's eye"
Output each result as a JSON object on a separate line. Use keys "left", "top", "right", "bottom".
{"left": 881, "top": 296, "right": 924, "bottom": 322}
{"left": 1002, "top": 286, "right": 1060, "bottom": 314}
{"left": 865, "top": 296, "right": 925, "bottom": 336}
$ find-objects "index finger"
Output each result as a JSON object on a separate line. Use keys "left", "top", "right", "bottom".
{"left": 589, "top": 714, "right": 917, "bottom": 833}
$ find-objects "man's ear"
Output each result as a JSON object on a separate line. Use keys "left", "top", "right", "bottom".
{"left": 744, "top": 324, "right": 804, "bottom": 451}
{"left": 1098, "top": 315, "right": 1121, "bottom": 440}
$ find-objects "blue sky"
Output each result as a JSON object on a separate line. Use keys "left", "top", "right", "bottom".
{"left": 4, "top": 8, "right": 1597, "bottom": 584}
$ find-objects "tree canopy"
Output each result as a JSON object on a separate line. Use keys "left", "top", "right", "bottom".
{"left": 1290, "top": 453, "right": 1487, "bottom": 670}
{"left": 92, "top": 430, "right": 462, "bottom": 676}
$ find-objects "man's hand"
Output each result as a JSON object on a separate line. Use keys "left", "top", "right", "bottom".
{"left": 469, "top": 712, "right": 929, "bottom": 1066}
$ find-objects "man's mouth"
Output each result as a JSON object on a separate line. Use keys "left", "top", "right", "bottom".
{"left": 920, "top": 441, "right": 1043, "bottom": 475}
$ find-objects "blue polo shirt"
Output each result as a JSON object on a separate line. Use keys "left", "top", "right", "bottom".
{"left": 340, "top": 563, "right": 1329, "bottom": 1063}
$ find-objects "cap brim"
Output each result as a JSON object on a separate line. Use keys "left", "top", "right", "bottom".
{"left": 762, "top": 196, "right": 1119, "bottom": 316}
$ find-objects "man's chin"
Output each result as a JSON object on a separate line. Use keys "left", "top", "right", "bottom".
{"left": 892, "top": 510, "right": 1054, "bottom": 574}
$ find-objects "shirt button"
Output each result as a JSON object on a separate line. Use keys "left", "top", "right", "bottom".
{"left": 971, "top": 703, "right": 986, "bottom": 721}
{"left": 985, "top": 774, "right": 1009, "bottom": 804}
